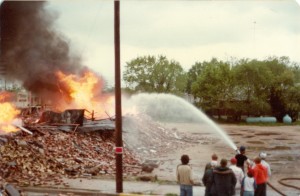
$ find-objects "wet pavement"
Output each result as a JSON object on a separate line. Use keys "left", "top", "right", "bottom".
{"left": 20, "top": 177, "right": 294, "bottom": 196}
{"left": 21, "top": 178, "right": 205, "bottom": 195}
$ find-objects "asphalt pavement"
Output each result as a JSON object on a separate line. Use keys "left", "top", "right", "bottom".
{"left": 20, "top": 178, "right": 205, "bottom": 195}
{"left": 19, "top": 178, "right": 291, "bottom": 196}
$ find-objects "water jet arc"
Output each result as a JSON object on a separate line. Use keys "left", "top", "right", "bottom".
{"left": 125, "top": 93, "right": 237, "bottom": 151}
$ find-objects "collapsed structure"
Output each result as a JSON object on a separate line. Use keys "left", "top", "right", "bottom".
{"left": 0, "top": 109, "right": 140, "bottom": 188}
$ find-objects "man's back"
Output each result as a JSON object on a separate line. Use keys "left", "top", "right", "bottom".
{"left": 177, "top": 164, "right": 193, "bottom": 185}
{"left": 229, "top": 165, "right": 244, "bottom": 188}
{"left": 211, "top": 167, "right": 237, "bottom": 196}
{"left": 235, "top": 153, "right": 247, "bottom": 170}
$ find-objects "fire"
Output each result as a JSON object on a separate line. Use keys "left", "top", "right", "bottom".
{"left": 56, "top": 70, "right": 114, "bottom": 119}
{"left": 0, "top": 97, "right": 21, "bottom": 133}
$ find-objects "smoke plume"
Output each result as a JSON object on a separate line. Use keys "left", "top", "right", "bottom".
{"left": 0, "top": 1, "right": 98, "bottom": 101}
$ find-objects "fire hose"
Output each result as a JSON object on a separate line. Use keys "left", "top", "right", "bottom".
{"left": 267, "top": 178, "right": 300, "bottom": 196}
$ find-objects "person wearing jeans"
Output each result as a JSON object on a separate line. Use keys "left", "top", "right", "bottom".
{"left": 177, "top": 154, "right": 194, "bottom": 196}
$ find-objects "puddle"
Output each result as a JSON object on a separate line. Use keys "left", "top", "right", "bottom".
{"left": 228, "top": 133, "right": 243, "bottom": 136}
{"left": 247, "top": 141, "right": 264, "bottom": 144}
{"left": 243, "top": 136, "right": 254, "bottom": 138}
{"left": 255, "top": 132, "right": 281, "bottom": 136}
{"left": 271, "top": 146, "right": 292, "bottom": 150}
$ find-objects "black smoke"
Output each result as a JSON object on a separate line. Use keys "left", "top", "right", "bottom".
{"left": 0, "top": 1, "right": 90, "bottom": 100}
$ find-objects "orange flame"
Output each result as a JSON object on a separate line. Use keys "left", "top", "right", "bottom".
{"left": 0, "top": 94, "right": 21, "bottom": 133}
{"left": 56, "top": 70, "right": 114, "bottom": 119}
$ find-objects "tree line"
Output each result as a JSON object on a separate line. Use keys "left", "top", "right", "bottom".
{"left": 123, "top": 55, "right": 300, "bottom": 122}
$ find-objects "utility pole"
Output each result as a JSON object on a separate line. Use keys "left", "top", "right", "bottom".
{"left": 114, "top": 0, "right": 123, "bottom": 193}
{"left": 0, "top": 59, "right": 6, "bottom": 91}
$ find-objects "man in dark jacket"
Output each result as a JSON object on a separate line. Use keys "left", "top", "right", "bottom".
{"left": 211, "top": 159, "right": 237, "bottom": 196}
{"left": 204, "top": 153, "right": 218, "bottom": 172}
{"left": 202, "top": 160, "right": 217, "bottom": 196}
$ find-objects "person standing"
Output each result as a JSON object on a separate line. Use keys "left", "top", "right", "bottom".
{"left": 248, "top": 157, "right": 268, "bottom": 196}
{"left": 177, "top": 154, "right": 194, "bottom": 196}
{"left": 229, "top": 158, "right": 244, "bottom": 195}
{"left": 204, "top": 153, "right": 218, "bottom": 172}
{"left": 241, "top": 170, "right": 257, "bottom": 196}
{"left": 235, "top": 146, "right": 250, "bottom": 172}
{"left": 211, "top": 159, "right": 237, "bottom": 196}
{"left": 202, "top": 161, "right": 217, "bottom": 196}
{"left": 259, "top": 152, "right": 271, "bottom": 178}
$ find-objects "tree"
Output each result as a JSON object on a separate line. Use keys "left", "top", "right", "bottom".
{"left": 265, "top": 56, "right": 295, "bottom": 121}
{"left": 186, "top": 62, "right": 205, "bottom": 94}
{"left": 232, "top": 59, "right": 272, "bottom": 117}
{"left": 190, "top": 58, "right": 234, "bottom": 119}
{"left": 123, "top": 55, "right": 187, "bottom": 95}
{"left": 283, "top": 85, "right": 300, "bottom": 121}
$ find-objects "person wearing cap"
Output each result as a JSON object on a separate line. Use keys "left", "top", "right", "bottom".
{"left": 235, "top": 146, "right": 250, "bottom": 172}
{"left": 248, "top": 157, "right": 268, "bottom": 196}
{"left": 177, "top": 154, "right": 194, "bottom": 196}
{"left": 229, "top": 157, "right": 244, "bottom": 195}
{"left": 204, "top": 153, "right": 219, "bottom": 172}
{"left": 210, "top": 158, "right": 237, "bottom": 196}
{"left": 259, "top": 152, "right": 271, "bottom": 178}
{"left": 202, "top": 160, "right": 218, "bottom": 196}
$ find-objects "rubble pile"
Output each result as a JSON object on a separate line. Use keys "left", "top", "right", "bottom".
{"left": 0, "top": 128, "right": 139, "bottom": 187}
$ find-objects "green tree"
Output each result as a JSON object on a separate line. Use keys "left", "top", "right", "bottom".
{"left": 186, "top": 62, "right": 205, "bottom": 94}
{"left": 232, "top": 59, "right": 272, "bottom": 117}
{"left": 191, "top": 58, "right": 234, "bottom": 119}
{"left": 123, "top": 55, "right": 187, "bottom": 95}
{"left": 265, "top": 56, "right": 295, "bottom": 121}
{"left": 291, "top": 63, "right": 300, "bottom": 84}
{"left": 284, "top": 85, "right": 300, "bottom": 121}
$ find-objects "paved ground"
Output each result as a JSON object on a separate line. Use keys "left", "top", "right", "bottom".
{"left": 21, "top": 178, "right": 286, "bottom": 196}
{"left": 21, "top": 178, "right": 204, "bottom": 195}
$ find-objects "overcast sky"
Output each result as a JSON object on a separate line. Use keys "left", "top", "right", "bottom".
{"left": 46, "top": 0, "right": 300, "bottom": 86}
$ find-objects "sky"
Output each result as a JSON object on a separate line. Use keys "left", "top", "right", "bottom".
{"left": 43, "top": 0, "right": 300, "bottom": 86}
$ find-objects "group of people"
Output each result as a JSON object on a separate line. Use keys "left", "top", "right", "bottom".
{"left": 176, "top": 146, "right": 271, "bottom": 196}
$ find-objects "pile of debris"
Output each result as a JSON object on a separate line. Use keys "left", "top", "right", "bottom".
{"left": 0, "top": 129, "right": 139, "bottom": 186}
{"left": 0, "top": 109, "right": 140, "bottom": 187}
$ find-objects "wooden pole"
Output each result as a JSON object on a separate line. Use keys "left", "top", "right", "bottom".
{"left": 114, "top": 0, "right": 123, "bottom": 193}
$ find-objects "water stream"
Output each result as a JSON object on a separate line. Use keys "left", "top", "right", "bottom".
{"left": 123, "top": 93, "right": 237, "bottom": 151}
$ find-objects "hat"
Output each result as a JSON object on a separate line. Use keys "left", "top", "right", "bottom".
{"left": 239, "top": 146, "right": 246, "bottom": 151}
{"left": 230, "top": 158, "right": 237, "bottom": 164}
{"left": 259, "top": 152, "right": 267, "bottom": 159}
{"left": 247, "top": 170, "right": 254, "bottom": 177}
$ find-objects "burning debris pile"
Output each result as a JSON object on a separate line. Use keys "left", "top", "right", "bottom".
{"left": 0, "top": 122, "right": 139, "bottom": 187}
{"left": 0, "top": 0, "right": 140, "bottom": 190}
{"left": 0, "top": 0, "right": 123, "bottom": 187}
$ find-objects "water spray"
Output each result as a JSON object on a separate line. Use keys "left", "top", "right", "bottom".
{"left": 125, "top": 93, "right": 238, "bottom": 151}
{"left": 235, "top": 148, "right": 240, "bottom": 154}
